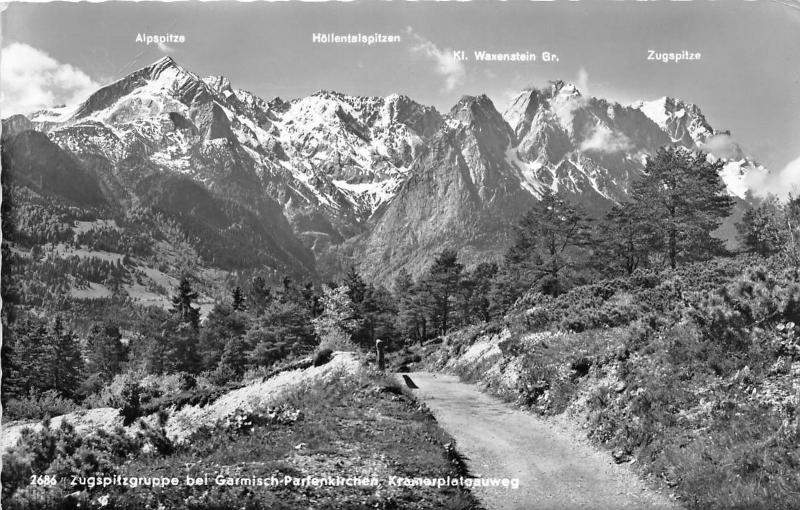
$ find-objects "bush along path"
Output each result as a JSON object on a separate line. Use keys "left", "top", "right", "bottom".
{"left": 407, "top": 372, "right": 682, "bottom": 510}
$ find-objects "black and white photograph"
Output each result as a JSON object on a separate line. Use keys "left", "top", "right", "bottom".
{"left": 1, "top": 1, "right": 799, "bottom": 508}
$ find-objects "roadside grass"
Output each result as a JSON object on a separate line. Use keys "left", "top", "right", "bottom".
{"left": 2, "top": 368, "right": 481, "bottom": 510}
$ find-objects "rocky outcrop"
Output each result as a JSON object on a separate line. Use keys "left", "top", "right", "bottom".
{"left": 354, "top": 95, "right": 535, "bottom": 279}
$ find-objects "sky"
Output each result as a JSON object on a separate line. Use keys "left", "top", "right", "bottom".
{"left": 1, "top": 1, "right": 799, "bottom": 186}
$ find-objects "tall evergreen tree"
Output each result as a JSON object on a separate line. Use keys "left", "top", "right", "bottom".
{"left": 395, "top": 269, "right": 426, "bottom": 345}
{"left": 630, "top": 147, "right": 733, "bottom": 268}
{"left": 163, "top": 318, "right": 201, "bottom": 373}
{"left": 217, "top": 335, "right": 248, "bottom": 379}
{"left": 424, "top": 249, "right": 464, "bottom": 335}
{"left": 48, "top": 317, "right": 84, "bottom": 398}
{"left": 344, "top": 266, "right": 367, "bottom": 305}
{"left": 467, "top": 262, "right": 498, "bottom": 322}
{"left": 736, "top": 195, "right": 785, "bottom": 256}
{"left": 507, "top": 189, "right": 592, "bottom": 296}
{"left": 260, "top": 299, "right": 316, "bottom": 354}
{"left": 595, "top": 202, "right": 656, "bottom": 275}
{"left": 84, "top": 323, "right": 127, "bottom": 381}
{"left": 170, "top": 275, "right": 200, "bottom": 328}
{"left": 249, "top": 275, "right": 271, "bottom": 316}
{"left": 231, "top": 286, "right": 246, "bottom": 311}
{"left": 199, "top": 303, "right": 248, "bottom": 371}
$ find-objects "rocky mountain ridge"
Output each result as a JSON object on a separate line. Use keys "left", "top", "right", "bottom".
{"left": 3, "top": 57, "right": 768, "bottom": 279}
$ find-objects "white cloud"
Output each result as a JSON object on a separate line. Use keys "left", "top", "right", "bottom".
{"left": 576, "top": 67, "right": 589, "bottom": 96}
{"left": 700, "top": 133, "right": 745, "bottom": 160}
{"left": 1, "top": 43, "right": 99, "bottom": 116}
{"left": 580, "top": 125, "right": 633, "bottom": 153}
{"left": 746, "top": 154, "right": 800, "bottom": 199}
{"left": 406, "top": 27, "right": 465, "bottom": 92}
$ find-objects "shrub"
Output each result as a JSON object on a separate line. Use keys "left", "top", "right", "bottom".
{"left": 316, "top": 329, "right": 359, "bottom": 353}
{"left": 3, "top": 390, "right": 82, "bottom": 421}
{"left": 312, "top": 347, "right": 334, "bottom": 367}
{"left": 2, "top": 418, "right": 174, "bottom": 505}
{"left": 119, "top": 381, "right": 142, "bottom": 426}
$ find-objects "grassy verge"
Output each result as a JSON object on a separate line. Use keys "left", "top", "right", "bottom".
{"left": 2, "top": 368, "right": 481, "bottom": 510}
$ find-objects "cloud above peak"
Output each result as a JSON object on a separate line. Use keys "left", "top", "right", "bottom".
{"left": 406, "top": 28, "right": 465, "bottom": 92}
{"left": 746, "top": 154, "right": 800, "bottom": 199}
{"left": 1, "top": 43, "right": 99, "bottom": 116}
{"left": 576, "top": 67, "right": 590, "bottom": 96}
{"left": 580, "top": 125, "right": 633, "bottom": 153}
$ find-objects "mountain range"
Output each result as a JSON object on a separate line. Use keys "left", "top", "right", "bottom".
{"left": 2, "top": 56, "right": 767, "bottom": 280}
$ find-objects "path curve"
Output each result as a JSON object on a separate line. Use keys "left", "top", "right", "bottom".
{"left": 408, "top": 372, "right": 682, "bottom": 510}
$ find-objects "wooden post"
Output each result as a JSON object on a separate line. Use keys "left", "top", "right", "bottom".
{"left": 376, "top": 339, "right": 385, "bottom": 371}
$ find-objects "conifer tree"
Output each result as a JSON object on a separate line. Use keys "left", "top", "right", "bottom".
{"left": 85, "top": 323, "right": 127, "bottom": 381}
{"left": 594, "top": 202, "right": 655, "bottom": 275}
{"left": 424, "top": 249, "right": 463, "bottom": 335}
{"left": 50, "top": 317, "right": 84, "bottom": 398}
{"left": 395, "top": 269, "right": 425, "bottom": 345}
{"left": 249, "top": 275, "right": 271, "bottom": 315}
{"left": 344, "top": 266, "right": 367, "bottom": 305}
{"left": 736, "top": 195, "right": 785, "bottom": 256}
{"left": 630, "top": 147, "right": 733, "bottom": 268}
{"left": 170, "top": 275, "right": 200, "bottom": 328}
{"left": 508, "top": 189, "right": 592, "bottom": 296}
{"left": 231, "top": 286, "right": 246, "bottom": 311}
{"left": 218, "top": 335, "right": 248, "bottom": 379}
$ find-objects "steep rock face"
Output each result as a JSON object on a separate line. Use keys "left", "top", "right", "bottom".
{"left": 1, "top": 114, "right": 33, "bottom": 141}
{"left": 503, "top": 81, "right": 671, "bottom": 206}
{"left": 354, "top": 95, "right": 534, "bottom": 279}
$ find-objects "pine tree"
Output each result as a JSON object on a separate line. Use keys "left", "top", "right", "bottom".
{"left": 508, "top": 189, "right": 593, "bottom": 296}
{"left": 395, "top": 269, "right": 426, "bottom": 345}
{"left": 85, "top": 323, "right": 127, "bottom": 381}
{"left": 199, "top": 303, "right": 248, "bottom": 371}
{"left": 736, "top": 195, "right": 785, "bottom": 256}
{"left": 595, "top": 202, "right": 656, "bottom": 275}
{"left": 424, "top": 249, "right": 464, "bottom": 335}
{"left": 170, "top": 275, "right": 200, "bottom": 328}
{"left": 231, "top": 286, "right": 246, "bottom": 311}
{"left": 467, "top": 262, "right": 498, "bottom": 322}
{"left": 163, "top": 318, "right": 201, "bottom": 373}
{"left": 217, "top": 335, "right": 248, "bottom": 379}
{"left": 301, "top": 281, "right": 322, "bottom": 318}
{"left": 127, "top": 308, "right": 170, "bottom": 375}
{"left": 261, "top": 299, "right": 316, "bottom": 354}
{"left": 49, "top": 317, "right": 84, "bottom": 398}
{"left": 1, "top": 318, "right": 30, "bottom": 402}
{"left": 344, "top": 266, "right": 367, "bottom": 305}
{"left": 630, "top": 147, "right": 733, "bottom": 268}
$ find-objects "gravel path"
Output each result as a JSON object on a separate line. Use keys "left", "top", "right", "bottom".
{"left": 408, "top": 372, "right": 683, "bottom": 510}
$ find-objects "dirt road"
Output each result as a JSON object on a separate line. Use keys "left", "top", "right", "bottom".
{"left": 408, "top": 372, "right": 682, "bottom": 510}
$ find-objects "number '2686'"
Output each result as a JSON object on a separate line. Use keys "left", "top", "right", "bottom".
{"left": 30, "top": 475, "right": 58, "bottom": 486}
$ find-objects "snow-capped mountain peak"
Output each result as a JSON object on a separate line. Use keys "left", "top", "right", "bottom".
{"left": 631, "top": 96, "right": 713, "bottom": 146}
{"left": 7, "top": 59, "right": 771, "bottom": 280}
